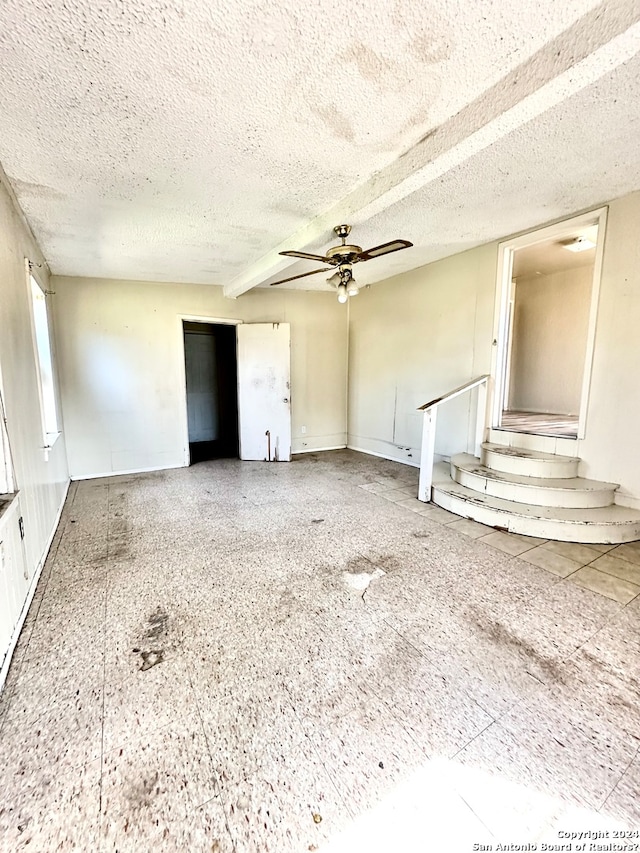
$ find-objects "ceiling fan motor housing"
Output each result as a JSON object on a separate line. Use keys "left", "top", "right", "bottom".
{"left": 325, "top": 244, "right": 363, "bottom": 264}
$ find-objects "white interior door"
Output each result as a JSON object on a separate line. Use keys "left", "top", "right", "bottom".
{"left": 237, "top": 323, "right": 291, "bottom": 461}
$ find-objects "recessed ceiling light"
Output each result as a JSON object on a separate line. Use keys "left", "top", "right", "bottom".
{"left": 561, "top": 236, "right": 596, "bottom": 252}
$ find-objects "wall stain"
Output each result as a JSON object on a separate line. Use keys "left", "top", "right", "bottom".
{"left": 414, "top": 126, "right": 439, "bottom": 146}
{"left": 342, "top": 43, "right": 397, "bottom": 84}
{"left": 310, "top": 104, "right": 354, "bottom": 142}
{"left": 409, "top": 31, "right": 451, "bottom": 65}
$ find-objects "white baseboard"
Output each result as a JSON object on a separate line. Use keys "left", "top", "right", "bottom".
{"left": 0, "top": 477, "right": 71, "bottom": 695}
{"left": 347, "top": 443, "right": 422, "bottom": 469}
{"left": 293, "top": 445, "right": 347, "bottom": 455}
{"left": 71, "top": 462, "right": 185, "bottom": 481}
{"left": 291, "top": 433, "right": 347, "bottom": 455}
{"left": 614, "top": 492, "right": 640, "bottom": 511}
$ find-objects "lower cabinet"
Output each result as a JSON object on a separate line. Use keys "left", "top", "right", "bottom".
{"left": 0, "top": 496, "right": 28, "bottom": 671}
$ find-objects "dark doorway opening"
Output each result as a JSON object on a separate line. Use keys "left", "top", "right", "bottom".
{"left": 183, "top": 321, "right": 239, "bottom": 463}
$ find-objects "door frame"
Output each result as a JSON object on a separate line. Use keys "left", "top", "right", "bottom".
{"left": 490, "top": 206, "right": 608, "bottom": 440}
{"left": 177, "top": 314, "right": 242, "bottom": 467}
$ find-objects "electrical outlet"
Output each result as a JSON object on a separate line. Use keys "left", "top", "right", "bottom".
{"left": 301, "top": 425, "right": 306, "bottom": 434}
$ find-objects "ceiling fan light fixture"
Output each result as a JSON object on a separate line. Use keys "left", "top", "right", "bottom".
{"left": 561, "top": 236, "right": 596, "bottom": 252}
{"left": 347, "top": 280, "right": 359, "bottom": 296}
{"left": 337, "top": 283, "right": 348, "bottom": 303}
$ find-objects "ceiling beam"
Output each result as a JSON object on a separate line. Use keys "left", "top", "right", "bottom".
{"left": 224, "top": 0, "right": 640, "bottom": 299}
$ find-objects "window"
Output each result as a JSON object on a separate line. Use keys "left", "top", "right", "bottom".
{"left": 0, "top": 376, "right": 14, "bottom": 494}
{"left": 29, "top": 271, "right": 59, "bottom": 447}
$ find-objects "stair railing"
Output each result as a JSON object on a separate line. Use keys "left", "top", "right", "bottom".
{"left": 417, "top": 375, "right": 490, "bottom": 502}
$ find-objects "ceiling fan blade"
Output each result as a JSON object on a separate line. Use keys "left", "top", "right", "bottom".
{"left": 269, "top": 267, "right": 333, "bottom": 286}
{"left": 357, "top": 239, "right": 413, "bottom": 261}
{"left": 280, "top": 250, "right": 331, "bottom": 263}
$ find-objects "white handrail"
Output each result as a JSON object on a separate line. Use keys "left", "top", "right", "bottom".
{"left": 417, "top": 375, "right": 489, "bottom": 502}
{"left": 417, "top": 375, "right": 489, "bottom": 411}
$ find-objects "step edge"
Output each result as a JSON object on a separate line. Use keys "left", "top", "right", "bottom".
{"left": 432, "top": 488, "right": 640, "bottom": 543}
{"left": 433, "top": 484, "right": 640, "bottom": 526}
{"left": 451, "top": 455, "right": 619, "bottom": 493}
{"left": 451, "top": 471, "right": 616, "bottom": 509}
{"left": 481, "top": 442, "right": 580, "bottom": 464}
{"left": 480, "top": 453, "right": 579, "bottom": 479}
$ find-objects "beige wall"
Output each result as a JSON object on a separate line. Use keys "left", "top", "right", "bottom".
{"left": 0, "top": 169, "right": 69, "bottom": 596}
{"left": 579, "top": 192, "right": 640, "bottom": 505}
{"left": 52, "top": 278, "right": 348, "bottom": 478}
{"left": 348, "top": 243, "right": 497, "bottom": 465}
{"left": 348, "top": 190, "right": 640, "bottom": 504}
{"left": 508, "top": 265, "right": 593, "bottom": 415}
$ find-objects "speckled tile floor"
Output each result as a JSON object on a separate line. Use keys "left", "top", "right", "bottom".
{"left": 1, "top": 449, "right": 639, "bottom": 851}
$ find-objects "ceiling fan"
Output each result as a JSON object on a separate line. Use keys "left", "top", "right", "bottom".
{"left": 269, "top": 224, "right": 413, "bottom": 302}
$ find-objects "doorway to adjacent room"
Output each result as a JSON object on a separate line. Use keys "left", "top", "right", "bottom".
{"left": 182, "top": 320, "right": 239, "bottom": 463}
{"left": 492, "top": 208, "right": 607, "bottom": 439}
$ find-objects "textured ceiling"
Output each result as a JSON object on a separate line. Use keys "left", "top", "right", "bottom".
{"left": 0, "top": 0, "right": 639, "bottom": 295}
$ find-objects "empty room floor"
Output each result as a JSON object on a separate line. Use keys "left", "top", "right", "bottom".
{"left": 0, "top": 450, "right": 639, "bottom": 852}
{"left": 499, "top": 411, "right": 580, "bottom": 437}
